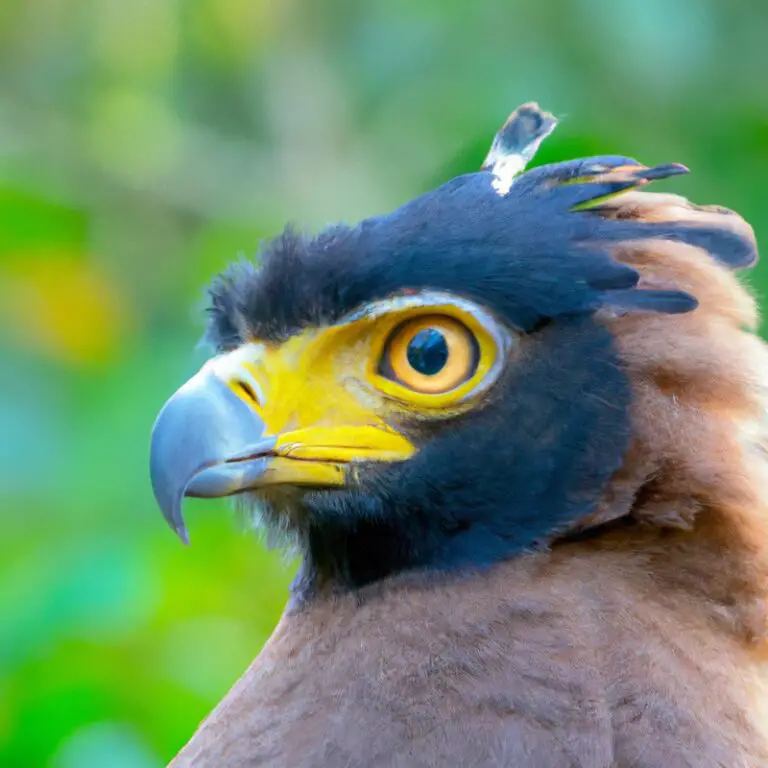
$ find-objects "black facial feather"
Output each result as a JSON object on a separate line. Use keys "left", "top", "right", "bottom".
{"left": 202, "top": 110, "right": 755, "bottom": 594}
{"left": 297, "top": 315, "right": 631, "bottom": 592}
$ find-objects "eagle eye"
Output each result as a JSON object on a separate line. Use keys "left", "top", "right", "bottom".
{"left": 382, "top": 316, "right": 478, "bottom": 395}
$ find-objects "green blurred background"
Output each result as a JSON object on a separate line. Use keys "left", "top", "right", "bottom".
{"left": 1, "top": 1, "right": 767, "bottom": 765}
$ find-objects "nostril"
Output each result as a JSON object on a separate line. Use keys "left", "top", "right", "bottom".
{"left": 219, "top": 360, "right": 265, "bottom": 409}
{"left": 234, "top": 380, "right": 259, "bottom": 406}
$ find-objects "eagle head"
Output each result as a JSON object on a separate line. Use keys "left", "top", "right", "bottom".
{"left": 150, "top": 104, "right": 761, "bottom": 596}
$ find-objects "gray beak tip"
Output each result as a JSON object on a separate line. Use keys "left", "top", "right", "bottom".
{"left": 150, "top": 475, "right": 191, "bottom": 544}
{"left": 175, "top": 524, "right": 191, "bottom": 546}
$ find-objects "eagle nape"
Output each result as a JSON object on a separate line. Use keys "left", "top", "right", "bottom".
{"left": 150, "top": 103, "right": 768, "bottom": 767}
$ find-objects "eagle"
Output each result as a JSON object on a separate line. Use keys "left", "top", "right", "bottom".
{"left": 150, "top": 104, "right": 768, "bottom": 767}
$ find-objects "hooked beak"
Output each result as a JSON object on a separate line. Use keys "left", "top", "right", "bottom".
{"left": 149, "top": 350, "right": 414, "bottom": 543}
{"left": 150, "top": 369, "right": 273, "bottom": 543}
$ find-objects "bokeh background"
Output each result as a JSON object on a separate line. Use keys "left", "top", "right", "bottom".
{"left": 1, "top": 1, "right": 767, "bottom": 765}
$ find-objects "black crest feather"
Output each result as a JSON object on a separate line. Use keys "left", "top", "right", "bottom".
{"left": 206, "top": 104, "right": 757, "bottom": 349}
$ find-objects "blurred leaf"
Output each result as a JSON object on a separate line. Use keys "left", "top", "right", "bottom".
{"left": 50, "top": 722, "right": 163, "bottom": 768}
{"left": 0, "top": 251, "right": 131, "bottom": 367}
{"left": 0, "top": 189, "right": 86, "bottom": 255}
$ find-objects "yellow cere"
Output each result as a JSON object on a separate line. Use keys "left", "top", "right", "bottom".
{"left": 203, "top": 296, "right": 507, "bottom": 475}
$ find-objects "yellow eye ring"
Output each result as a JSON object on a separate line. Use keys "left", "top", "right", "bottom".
{"left": 381, "top": 315, "right": 478, "bottom": 394}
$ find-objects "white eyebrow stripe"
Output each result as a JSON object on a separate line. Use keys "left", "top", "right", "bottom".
{"left": 340, "top": 291, "right": 493, "bottom": 325}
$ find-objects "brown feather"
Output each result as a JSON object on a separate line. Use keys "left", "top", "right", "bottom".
{"left": 171, "top": 552, "right": 768, "bottom": 767}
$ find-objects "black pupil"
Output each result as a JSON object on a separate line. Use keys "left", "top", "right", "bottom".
{"left": 406, "top": 329, "right": 449, "bottom": 376}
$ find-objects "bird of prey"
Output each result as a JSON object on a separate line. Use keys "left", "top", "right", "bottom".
{"left": 150, "top": 104, "right": 768, "bottom": 767}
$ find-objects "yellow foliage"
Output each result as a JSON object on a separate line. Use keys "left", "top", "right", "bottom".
{"left": 0, "top": 252, "right": 131, "bottom": 367}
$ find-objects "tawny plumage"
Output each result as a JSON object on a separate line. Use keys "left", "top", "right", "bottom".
{"left": 150, "top": 104, "right": 768, "bottom": 767}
